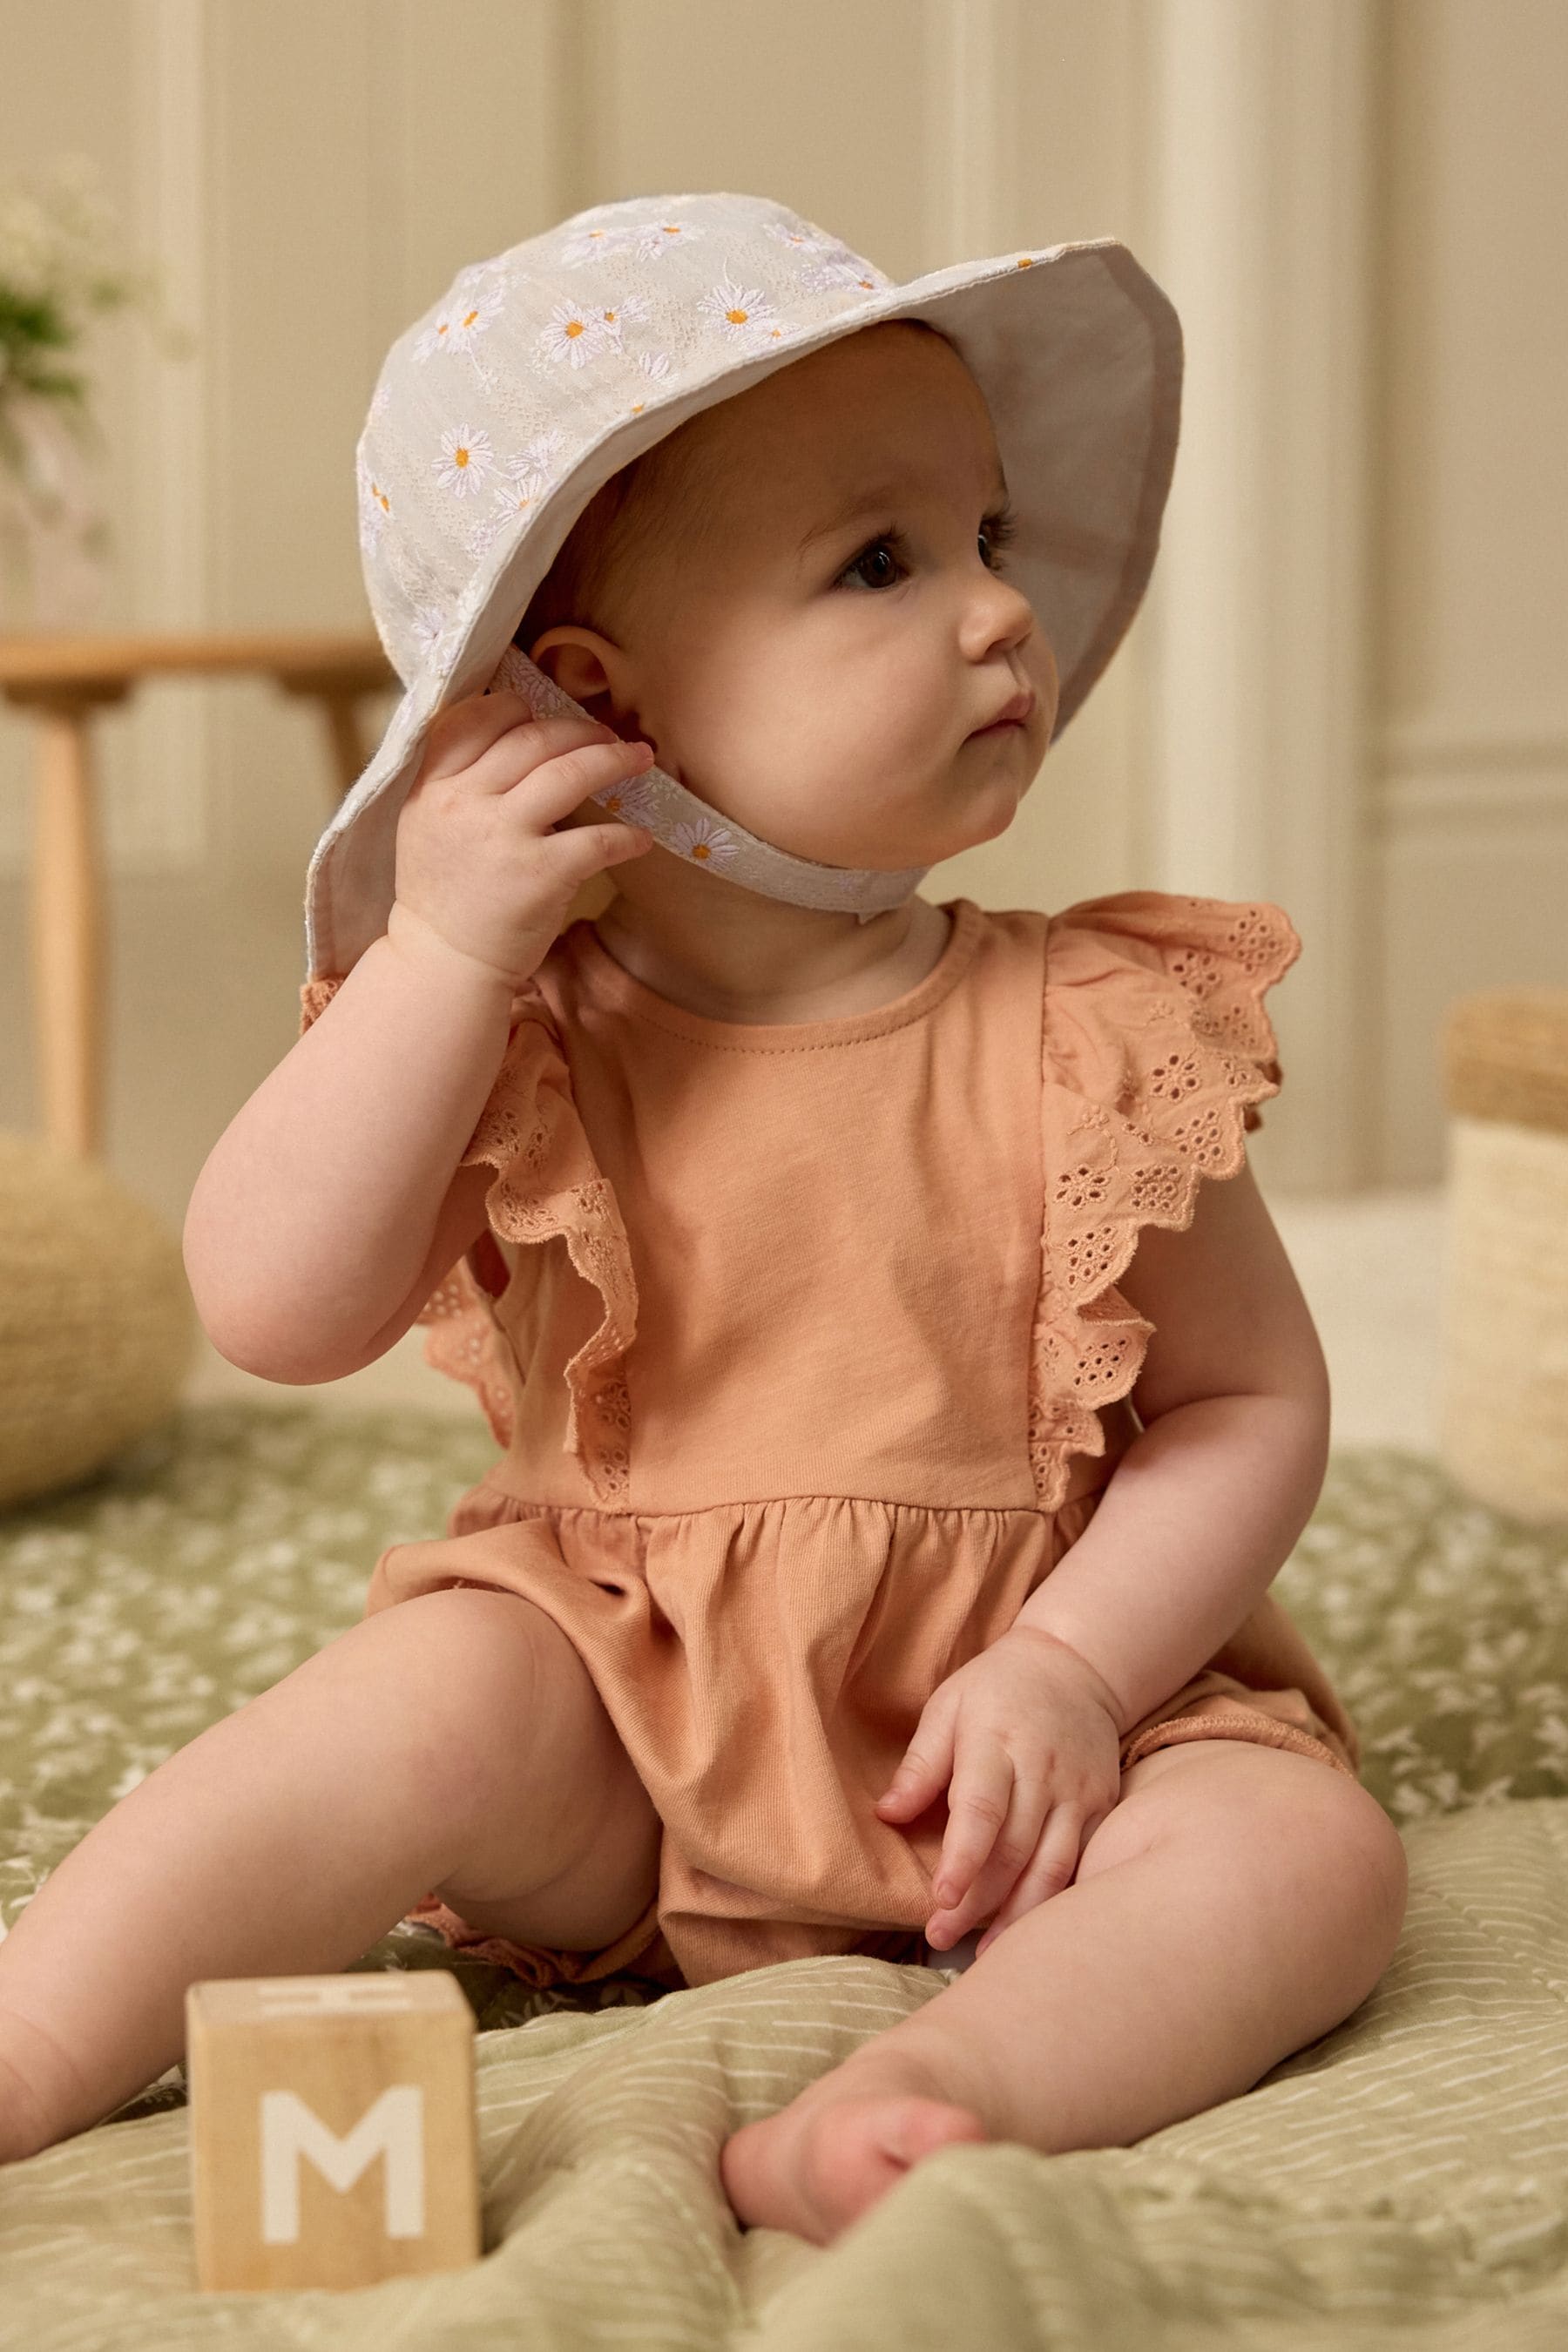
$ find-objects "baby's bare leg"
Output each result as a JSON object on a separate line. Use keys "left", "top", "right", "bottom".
{"left": 0, "top": 1586, "right": 659, "bottom": 2162}
{"left": 722, "top": 1740, "right": 1408, "bottom": 2244}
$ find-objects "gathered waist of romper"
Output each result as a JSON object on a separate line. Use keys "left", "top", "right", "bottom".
{"left": 456, "top": 1399, "right": 1140, "bottom": 1531}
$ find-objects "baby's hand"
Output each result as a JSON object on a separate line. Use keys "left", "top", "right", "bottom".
{"left": 389, "top": 691, "right": 657, "bottom": 990}
{"left": 875, "top": 1626, "right": 1125, "bottom": 1956}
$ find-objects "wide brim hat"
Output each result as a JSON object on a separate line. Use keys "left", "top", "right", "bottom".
{"left": 305, "top": 190, "right": 1181, "bottom": 981}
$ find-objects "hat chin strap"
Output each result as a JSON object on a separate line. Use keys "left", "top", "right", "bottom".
{"left": 489, "top": 644, "right": 928, "bottom": 923}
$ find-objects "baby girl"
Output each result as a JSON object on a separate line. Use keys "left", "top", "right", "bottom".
{"left": 0, "top": 195, "right": 1406, "bottom": 2247}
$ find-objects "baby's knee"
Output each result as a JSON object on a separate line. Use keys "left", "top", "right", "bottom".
{"left": 1118, "top": 1742, "right": 1409, "bottom": 1959}
{"left": 1289, "top": 1770, "right": 1409, "bottom": 1960}
{"left": 1208, "top": 1751, "right": 1409, "bottom": 1976}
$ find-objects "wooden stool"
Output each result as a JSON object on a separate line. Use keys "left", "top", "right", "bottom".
{"left": 1440, "top": 991, "right": 1568, "bottom": 1523}
{"left": 186, "top": 1972, "right": 481, "bottom": 2293}
{"left": 0, "top": 630, "right": 395, "bottom": 1160}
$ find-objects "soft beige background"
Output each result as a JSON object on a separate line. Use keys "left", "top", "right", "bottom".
{"left": 1, "top": 0, "right": 1564, "bottom": 1242}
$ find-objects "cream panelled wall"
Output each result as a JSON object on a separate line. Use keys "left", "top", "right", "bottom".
{"left": 0, "top": 0, "right": 1562, "bottom": 1227}
{"left": 1372, "top": 0, "right": 1568, "bottom": 1182}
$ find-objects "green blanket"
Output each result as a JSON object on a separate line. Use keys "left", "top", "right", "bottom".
{"left": 3, "top": 1407, "right": 1568, "bottom": 2344}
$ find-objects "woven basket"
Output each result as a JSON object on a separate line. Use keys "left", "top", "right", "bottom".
{"left": 0, "top": 1132, "right": 197, "bottom": 1511}
{"left": 1440, "top": 993, "right": 1568, "bottom": 1523}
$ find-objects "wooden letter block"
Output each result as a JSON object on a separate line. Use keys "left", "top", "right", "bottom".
{"left": 186, "top": 1972, "right": 481, "bottom": 2292}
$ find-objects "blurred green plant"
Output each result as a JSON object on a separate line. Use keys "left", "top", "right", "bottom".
{"left": 0, "top": 152, "right": 192, "bottom": 621}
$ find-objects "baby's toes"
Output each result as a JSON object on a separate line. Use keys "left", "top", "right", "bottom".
{"left": 722, "top": 2092, "right": 985, "bottom": 2247}
{"left": 806, "top": 2095, "right": 987, "bottom": 2242}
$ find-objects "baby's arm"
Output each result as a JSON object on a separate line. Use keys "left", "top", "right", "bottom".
{"left": 183, "top": 916, "right": 516, "bottom": 1382}
{"left": 183, "top": 697, "right": 655, "bottom": 1384}
{"left": 879, "top": 1157, "right": 1330, "bottom": 1953}
{"left": 1012, "top": 1158, "right": 1330, "bottom": 1732}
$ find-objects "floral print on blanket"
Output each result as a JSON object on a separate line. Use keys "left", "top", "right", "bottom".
{"left": 2, "top": 1410, "right": 1565, "bottom": 2119}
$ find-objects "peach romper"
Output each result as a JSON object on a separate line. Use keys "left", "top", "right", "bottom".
{"left": 300, "top": 889, "right": 1359, "bottom": 1994}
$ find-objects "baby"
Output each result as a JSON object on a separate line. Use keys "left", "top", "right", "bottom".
{"left": 0, "top": 197, "right": 1407, "bottom": 2248}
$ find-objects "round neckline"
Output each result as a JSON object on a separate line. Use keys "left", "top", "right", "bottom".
{"left": 567, "top": 896, "right": 982, "bottom": 1048}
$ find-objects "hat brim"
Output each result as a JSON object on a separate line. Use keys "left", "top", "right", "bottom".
{"left": 305, "top": 237, "right": 1180, "bottom": 982}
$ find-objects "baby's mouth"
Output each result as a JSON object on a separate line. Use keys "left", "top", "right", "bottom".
{"left": 967, "top": 686, "right": 1036, "bottom": 738}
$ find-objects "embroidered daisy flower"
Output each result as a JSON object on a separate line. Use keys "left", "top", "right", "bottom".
{"left": 631, "top": 217, "right": 706, "bottom": 261}
{"left": 764, "top": 220, "right": 846, "bottom": 262}
{"left": 463, "top": 511, "right": 504, "bottom": 560}
{"left": 409, "top": 605, "right": 449, "bottom": 657}
{"left": 596, "top": 290, "right": 651, "bottom": 351}
{"left": 358, "top": 463, "right": 392, "bottom": 551}
{"left": 415, "top": 281, "right": 504, "bottom": 362}
{"left": 432, "top": 424, "right": 495, "bottom": 497}
{"left": 799, "top": 252, "right": 886, "bottom": 296}
{"left": 763, "top": 218, "right": 888, "bottom": 296}
{"left": 500, "top": 464, "right": 551, "bottom": 509}
{"left": 591, "top": 774, "right": 660, "bottom": 827}
{"left": 670, "top": 816, "right": 740, "bottom": 867}
{"left": 627, "top": 348, "right": 673, "bottom": 413}
{"left": 473, "top": 467, "right": 551, "bottom": 552}
{"left": 402, "top": 598, "right": 463, "bottom": 682}
{"left": 509, "top": 429, "right": 566, "bottom": 477}
{"left": 558, "top": 222, "right": 641, "bottom": 267}
{"left": 698, "top": 272, "right": 777, "bottom": 341}
{"left": 539, "top": 300, "right": 610, "bottom": 368}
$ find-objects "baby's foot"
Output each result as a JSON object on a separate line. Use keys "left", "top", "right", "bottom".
{"left": 719, "top": 2042, "right": 987, "bottom": 2246}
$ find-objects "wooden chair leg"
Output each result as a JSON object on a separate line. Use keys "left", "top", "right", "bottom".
{"left": 30, "top": 696, "right": 110, "bottom": 1159}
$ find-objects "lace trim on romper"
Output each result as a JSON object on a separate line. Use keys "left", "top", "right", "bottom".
{"left": 1027, "top": 893, "right": 1299, "bottom": 1513}
{"left": 298, "top": 973, "right": 637, "bottom": 1504}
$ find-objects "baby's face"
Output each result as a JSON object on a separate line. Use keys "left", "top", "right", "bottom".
{"left": 536, "top": 321, "right": 1057, "bottom": 875}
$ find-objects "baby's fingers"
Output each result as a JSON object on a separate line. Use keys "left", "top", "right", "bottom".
{"left": 875, "top": 1698, "right": 956, "bottom": 1821}
{"left": 422, "top": 700, "right": 608, "bottom": 787}
{"left": 925, "top": 1741, "right": 1014, "bottom": 1931}
{"left": 973, "top": 1806, "right": 1086, "bottom": 1957}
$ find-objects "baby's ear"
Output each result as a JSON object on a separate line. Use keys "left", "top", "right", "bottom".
{"left": 527, "top": 625, "right": 612, "bottom": 700}
{"left": 529, "top": 627, "right": 645, "bottom": 745}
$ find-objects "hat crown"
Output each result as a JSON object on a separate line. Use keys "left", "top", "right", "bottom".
{"left": 356, "top": 193, "right": 897, "bottom": 686}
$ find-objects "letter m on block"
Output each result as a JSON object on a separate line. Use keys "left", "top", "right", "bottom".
{"left": 260, "top": 2085, "right": 427, "bottom": 2243}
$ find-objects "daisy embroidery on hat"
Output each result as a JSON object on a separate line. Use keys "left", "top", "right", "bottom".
{"left": 596, "top": 292, "right": 652, "bottom": 353}
{"left": 539, "top": 301, "right": 612, "bottom": 369}
{"left": 628, "top": 349, "right": 673, "bottom": 413}
{"left": 699, "top": 273, "right": 781, "bottom": 344}
{"left": 432, "top": 423, "right": 495, "bottom": 498}
{"left": 414, "top": 279, "right": 505, "bottom": 364}
{"left": 765, "top": 217, "right": 891, "bottom": 295}
{"left": 628, "top": 215, "right": 708, "bottom": 262}
{"left": 355, "top": 453, "right": 392, "bottom": 557}
{"left": 465, "top": 431, "right": 569, "bottom": 561}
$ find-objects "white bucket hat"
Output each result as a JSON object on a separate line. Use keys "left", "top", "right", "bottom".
{"left": 304, "top": 190, "right": 1181, "bottom": 982}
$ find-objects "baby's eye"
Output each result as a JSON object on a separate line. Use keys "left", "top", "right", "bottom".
{"left": 979, "top": 508, "right": 1018, "bottom": 572}
{"left": 838, "top": 532, "right": 908, "bottom": 592}
{"left": 837, "top": 511, "right": 1018, "bottom": 591}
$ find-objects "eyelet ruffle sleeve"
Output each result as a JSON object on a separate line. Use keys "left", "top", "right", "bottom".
{"left": 298, "top": 974, "right": 638, "bottom": 1504}
{"left": 1027, "top": 894, "right": 1301, "bottom": 1511}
